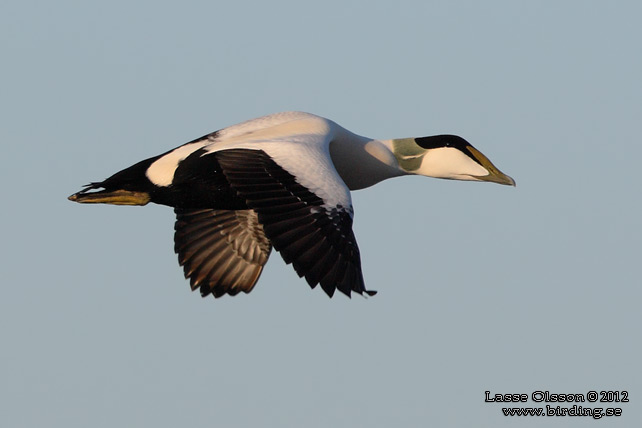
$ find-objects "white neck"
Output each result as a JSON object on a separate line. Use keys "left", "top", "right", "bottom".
{"left": 328, "top": 125, "right": 404, "bottom": 190}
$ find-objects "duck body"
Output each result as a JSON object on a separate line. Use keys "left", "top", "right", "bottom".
{"left": 69, "top": 112, "right": 514, "bottom": 299}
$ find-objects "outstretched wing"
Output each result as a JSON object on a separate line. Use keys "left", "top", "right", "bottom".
{"left": 174, "top": 208, "right": 272, "bottom": 298}
{"left": 214, "top": 148, "right": 376, "bottom": 298}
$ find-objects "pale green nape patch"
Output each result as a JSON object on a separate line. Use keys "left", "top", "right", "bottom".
{"left": 391, "top": 138, "right": 426, "bottom": 172}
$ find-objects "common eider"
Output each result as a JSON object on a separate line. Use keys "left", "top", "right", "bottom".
{"left": 69, "top": 112, "right": 514, "bottom": 298}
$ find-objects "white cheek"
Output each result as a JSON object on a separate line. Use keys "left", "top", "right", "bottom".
{"left": 420, "top": 147, "right": 488, "bottom": 179}
{"left": 146, "top": 142, "right": 203, "bottom": 186}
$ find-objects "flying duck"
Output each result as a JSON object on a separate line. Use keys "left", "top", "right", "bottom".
{"left": 69, "top": 111, "right": 514, "bottom": 298}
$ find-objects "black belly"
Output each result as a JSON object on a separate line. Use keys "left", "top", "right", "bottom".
{"left": 151, "top": 148, "right": 249, "bottom": 210}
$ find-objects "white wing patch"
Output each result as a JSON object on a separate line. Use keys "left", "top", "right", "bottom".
{"left": 269, "top": 143, "right": 351, "bottom": 211}
{"left": 204, "top": 114, "right": 352, "bottom": 210}
{"left": 146, "top": 112, "right": 352, "bottom": 210}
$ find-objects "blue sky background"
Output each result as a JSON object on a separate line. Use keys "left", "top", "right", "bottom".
{"left": 2, "top": 1, "right": 641, "bottom": 427}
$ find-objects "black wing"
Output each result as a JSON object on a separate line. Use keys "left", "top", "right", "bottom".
{"left": 174, "top": 208, "right": 272, "bottom": 298}
{"left": 215, "top": 149, "right": 376, "bottom": 298}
